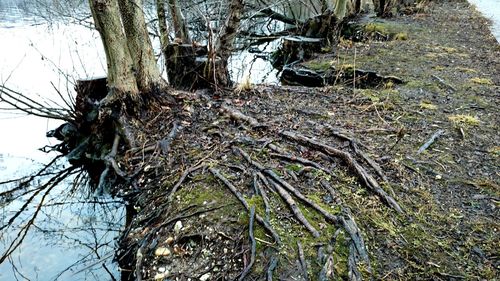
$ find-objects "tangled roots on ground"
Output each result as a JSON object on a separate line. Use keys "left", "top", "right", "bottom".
{"left": 113, "top": 88, "right": 402, "bottom": 280}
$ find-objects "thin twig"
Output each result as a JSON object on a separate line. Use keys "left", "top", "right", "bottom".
{"left": 416, "top": 129, "right": 445, "bottom": 155}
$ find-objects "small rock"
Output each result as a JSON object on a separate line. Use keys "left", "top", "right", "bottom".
{"left": 200, "top": 273, "right": 211, "bottom": 281}
{"left": 154, "top": 273, "right": 167, "bottom": 280}
{"left": 174, "top": 221, "right": 183, "bottom": 233}
{"left": 166, "top": 237, "right": 174, "bottom": 245}
{"left": 158, "top": 267, "right": 166, "bottom": 273}
{"left": 154, "top": 247, "right": 171, "bottom": 257}
{"left": 435, "top": 174, "right": 442, "bottom": 180}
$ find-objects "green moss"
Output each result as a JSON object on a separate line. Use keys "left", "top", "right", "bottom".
{"left": 394, "top": 32, "right": 408, "bottom": 41}
{"left": 364, "top": 23, "right": 388, "bottom": 35}
{"left": 304, "top": 60, "right": 334, "bottom": 71}
{"left": 470, "top": 77, "right": 494, "bottom": 85}
{"left": 448, "top": 114, "right": 480, "bottom": 126}
{"left": 419, "top": 101, "right": 438, "bottom": 110}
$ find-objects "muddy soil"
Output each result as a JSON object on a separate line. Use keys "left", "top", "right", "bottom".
{"left": 116, "top": 1, "right": 499, "bottom": 280}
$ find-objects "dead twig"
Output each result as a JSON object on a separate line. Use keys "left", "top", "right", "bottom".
{"left": 416, "top": 129, "right": 445, "bottom": 155}
{"left": 266, "top": 256, "right": 278, "bottom": 281}
{"left": 220, "top": 103, "right": 264, "bottom": 128}
{"left": 167, "top": 164, "right": 207, "bottom": 202}
{"left": 431, "top": 75, "right": 456, "bottom": 93}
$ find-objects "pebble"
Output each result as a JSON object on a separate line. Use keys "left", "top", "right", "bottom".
{"left": 166, "top": 237, "right": 174, "bottom": 245}
{"left": 199, "top": 273, "right": 211, "bottom": 281}
{"left": 154, "top": 247, "right": 171, "bottom": 257}
{"left": 174, "top": 221, "right": 183, "bottom": 233}
{"left": 154, "top": 273, "right": 168, "bottom": 280}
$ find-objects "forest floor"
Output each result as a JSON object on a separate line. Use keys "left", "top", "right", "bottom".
{"left": 118, "top": 1, "right": 499, "bottom": 280}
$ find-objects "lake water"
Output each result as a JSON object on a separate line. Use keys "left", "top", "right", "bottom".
{"left": 0, "top": 1, "right": 123, "bottom": 280}
{"left": 468, "top": 0, "right": 500, "bottom": 42}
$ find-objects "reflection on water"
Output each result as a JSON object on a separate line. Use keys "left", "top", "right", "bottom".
{"left": 0, "top": 0, "right": 123, "bottom": 280}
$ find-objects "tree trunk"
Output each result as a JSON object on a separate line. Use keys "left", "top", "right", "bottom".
{"left": 156, "top": 0, "right": 170, "bottom": 59}
{"left": 216, "top": 0, "right": 244, "bottom": 61}
{"left": 168, "top": 0, "right": 191, "bottom": 43}
{"left": 89, "top": 0, "right": 139, "bottom": 100}
{"left": 118, "top": 0, "right": 166, "bottom": 93}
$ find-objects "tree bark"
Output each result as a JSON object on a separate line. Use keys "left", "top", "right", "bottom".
{"left": 216, "top": 0, "right": 244, "bottom": 61}
{"left": 156, "top": 0, "right": 170, "bottom": 59}
{"left": 168, "top": 0, "right": 191, "bottom": 43}
{"left": 118, "top": 0, "right": 166, "bottom": 93}
{"left": 89, "top": 0, "right": 139, "bottom": 100}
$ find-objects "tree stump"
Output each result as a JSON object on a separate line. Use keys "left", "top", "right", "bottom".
{"left": 165, "top": 43, "right": 232, "bottom": 89}
{"left": 272, "top": 36, "right": 323, "bottom": 68}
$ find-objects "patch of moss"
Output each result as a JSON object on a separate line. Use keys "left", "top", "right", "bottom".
{"left": 304, "top": 60, "right": 334, "bottom": 71}
{"left": 455, "top": 66, "right": 477, "bottom": 73}
{"left": 448, "top": 114, "right": 480, "bottom": 126}
{"left": 394, "top": 32, "right": 408, "bottom": 41}
{"left": 419, "top": 101, "right": 438, "bottom": 110}
{"left": 364, "top": 23, "right": 389, "bottom": 35}
{"left": 470, "top": 77, "right": 494, "bottom": 85}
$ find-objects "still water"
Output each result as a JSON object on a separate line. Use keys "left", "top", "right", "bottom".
{"left": 468, "top": 0, "right": 500, "bottom": 42}
{"left": 0, "top": 1, "right": 123, "bottom": 280}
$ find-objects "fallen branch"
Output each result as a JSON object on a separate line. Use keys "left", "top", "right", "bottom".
{"left": 268, "top": 143, "right": 333, "bottom": 176}
{"left": 281, "top": 130, "right": 402, "bottom": 213}
{"left": 431, "top": 75, "right": 456, "bottom": 93}
{"left": 209, "top": 167, "right": 280, "bottom": 244}
{"left": 326, "top": 126, "right": 388, "bottom": 183}
{"left": 220, "top": 103, "right": 264, "bottom": 128}
{"left": 416, "top": 129, "right": 445, "bottom": 155}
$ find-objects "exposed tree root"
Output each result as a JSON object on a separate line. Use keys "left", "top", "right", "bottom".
{"left": 209, "top": 167, "right": 281, "bottom": 244}
{"left": 268, "top": 177, "right": 320, "bottom": 237}
{"left": 238, "top": 206, "right": 256, "bottom": 281}
{"left": 281, "top": 130, "right": 403, "bottom": 213}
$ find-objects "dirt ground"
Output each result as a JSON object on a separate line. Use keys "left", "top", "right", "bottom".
{"left": 118, "top": 1, "right": 499, "bottom": 280}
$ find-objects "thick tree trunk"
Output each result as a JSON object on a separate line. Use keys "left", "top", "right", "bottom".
{"left": 118, "top": 0, "right": 166, "bottom": 93}
{"left": 168, "top": 0, "right": 191, "bottom": 43}
{"left": 89, "top": 0, "right": 139, "bottom": 100}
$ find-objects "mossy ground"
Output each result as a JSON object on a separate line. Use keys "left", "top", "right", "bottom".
{"left": 120, "top": 1, "right": 498, "bottom": 280}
